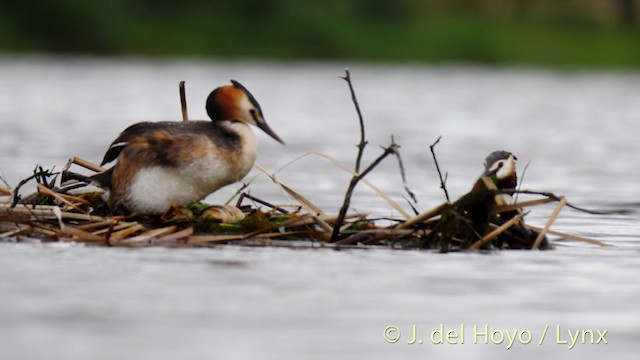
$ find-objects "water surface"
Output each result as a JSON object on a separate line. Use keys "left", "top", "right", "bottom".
{"left": 0, "top": 56, "right": 639, "bottom": 359}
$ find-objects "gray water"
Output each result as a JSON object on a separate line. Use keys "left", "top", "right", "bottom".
{"left": 0, "top": 56, "right": 639, "bottom": 359}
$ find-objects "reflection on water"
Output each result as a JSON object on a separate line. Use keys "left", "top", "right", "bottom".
{"left": 0, "top": 56, "right": 639, "bottom": 359}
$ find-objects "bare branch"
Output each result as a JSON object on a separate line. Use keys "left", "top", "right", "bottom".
{"left": 503, "top": 189, "right": 631, "bottom": 215}
{"left": 392, "top": 135, "right": 417, "bottom": 203}
{"left": 340, "top": 68, "right": 367, "bottom": 173}
{"left": 429, "top": 136, "right": 450, "bottom": 202}
{"left": 532, "top": 197, "right": 566, "bottom": 249}
{"left": 514, "top": 159, "right": 530, "bottom": 203}
{"left": 11, "top": 166, "right": 58, "bottom": 207}
{"left": 331, "top": 143, "right": 398, "bottom": 242}
{"left": 238, "top": 192, "right": 289, "bottom": 214}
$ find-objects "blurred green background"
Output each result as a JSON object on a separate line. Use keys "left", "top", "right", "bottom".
{"left": 1, "top": 0, "right": 640, "bottom": 68}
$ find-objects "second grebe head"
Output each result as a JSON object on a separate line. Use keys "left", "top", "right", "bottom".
{"left": 206, "top": 80, "right": 285, "bottom": 144}
{"left": 482, "top": 150, "right": 517, "bottom": 188}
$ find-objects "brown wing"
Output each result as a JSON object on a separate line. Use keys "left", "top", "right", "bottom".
{"left": 100, "top": 121, "right": 171, "bottom": 165}
{"left": 99, "top": 121, "right": 239, "bottom": 166}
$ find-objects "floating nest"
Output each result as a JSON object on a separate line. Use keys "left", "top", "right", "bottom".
{"left": 0, "top": 73, "right": 616, "bottom": 251}
{"left": 0, "top": 157, "right": 612, "bottom": 251}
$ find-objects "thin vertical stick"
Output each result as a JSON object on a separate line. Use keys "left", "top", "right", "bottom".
{"left": 429, "top": 136, "right": 450, "bottom": 202}
{"left": 531, "top": 196, "right": 566, "bottom": 249}
{"left": 340, "top": 69, "right": 367, "bottom": 173}
{"left": 392, "top": 135, "right": 417, "bottom": 203}
{"left": 179, "top": 81, "right": 189, "bottom": 122}
{"left": 514, "top": 160, "right": 530, "bottom": 203}
{"left": 332, "top": 69, "right": 401, "bottom": 241}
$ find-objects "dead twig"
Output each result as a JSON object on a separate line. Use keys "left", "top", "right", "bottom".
{"left": 226, "top": 175, "right": 265, "bottom": 206}
{"left": 71, "top": 157, "right": 106, "bottom": 173}
{"left": 255, "top": 163, "right": 324, "bottom": 215}
{"left": 269, "top": 150, "right": 411, "bottom": 219}
{"left": 239, "top": 192, "right": 289, "bottom": 214}
{"left": 492, "top": 198, "right": 556, "bottom": 214}
{"left": 36, "top": 184, "right": 88, "bottom": 213}
{"left": 119, "top": 226, "right": 178, "bottom": 246}
{"left": 335, "top": 228, "right": 415, "bottom": 246}
{"left": 155, "top": 227, "right": 194, "bottom": 243}
{"left": 532, "top": 196, "right": 566, "bottom": 249}
{"left": 468, "top": 213, "right": 525, "bottom": 250}
{"left": 397, "top": 202, "right": 448, "bottom": 229}
{"left": 514, "top": 160, "right": 530, "bottom": 203}
{"left": 331, "top": 142, "right": 398, "bottom": 241}
{"left": 392, "top": 135, "right": 417, "bottom": 203}
{"left": 339, "top": 68, "right": 367, "bottom": 173}
{"left": 506, "top": 189, "right": 628, "bottom": 215}
{"left": 11, "top": 166, "right": 58, "bottom": 207}
{"left": 180, "top": 81, "right": 189, "bottom": 122}
{"left": 1, "top": 173, "right": 12, "bottom": 196}
{"left": 525, "top": 224, "right": 613, "bottom": 247}
{"left": 331, "top": 69, "right": 400, "bottom": 241}
{"left": 429, "top": 136, "right": 450, "bottom": 202}
{"left": 0, "top": 187, "right": 11, "bottom": 196}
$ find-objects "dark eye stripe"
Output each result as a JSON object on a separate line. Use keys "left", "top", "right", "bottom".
{"left": 249, "top": 108, "right": 260, "bottom": 123}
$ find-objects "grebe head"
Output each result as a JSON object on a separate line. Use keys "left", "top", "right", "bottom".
{"left": 482, "top": 150, "right": 517, "bottom": 185}
{"left": 206, "top": 80, "right": 284, "bottom": 144}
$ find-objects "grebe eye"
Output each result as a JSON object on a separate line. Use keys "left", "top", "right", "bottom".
{"left": 496, "top": 161, "right": 504, "bottom": 169}
{"left": 248, "top": 108, "right": 260, "bottom": 123}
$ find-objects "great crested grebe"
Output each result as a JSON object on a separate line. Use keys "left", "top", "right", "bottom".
{"left": 480, "top": 150, "right": 517, "bottom": 189}
{"left": 475, "top": 150, "right": 550, "bottom": 249}
{"left": 472, "top": 150, "right": 517, "bottom": 193}
{"left": 91, "top": 80, "right": 284, "bottom": 214}
{"left": 471, "top": 150, "right": 518, "bottom": 214}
